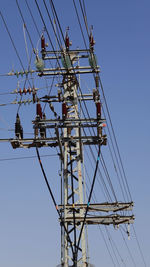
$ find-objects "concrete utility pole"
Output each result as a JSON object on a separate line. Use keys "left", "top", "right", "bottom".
{"left": 9, "top": 31, "right": 134, "bottom": 267}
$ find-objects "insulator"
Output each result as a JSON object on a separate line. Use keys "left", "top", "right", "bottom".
{"left": 41, "top": 34, "right": 45, "bottom": 51}
{"left": 15, "top": 113, "right": 23, "bottom": 139}
{"left": 32, "top": 88, "right": 36, "bottom": 103}
{"left": 65, "top": 33, "right": 70, "bottom": 50}
{"left": 98, "top": 126, "right": 102, "bottom": 137}
{"left": 89, "top": 34, "right": 94, "bottom": 48}
{"left": 61, "top": 54, "right": 71, "bottom": 69}
{"left": 95, "top": 75, "right": 99, "bottom": 89}
{"left": 40, "top": 126, "right": 46, "bottom": 138}
{"left": 43, "top": 113, "right": 46, "bottom": 120}
{"left": 20, "top": 71, "right": 24, "bottom": 77}
{"left": 93, "top": 89, "right": 96, "bottom": 101}
{"left": 89, "top": 26, "right": 95, "bottom": 50}
{"left": 36, "top": 102, "right": 42, "bottom": 119}
{"left": 20, "top": 125, "right": 23, "bottom": 139}
{"left": 62, "top": 102, "right": 67, "bottom": 119}
{"left": 16, "top": 113, "right": 20, "bottom": 124}
{"left": 23, "top": 88, "right": 27, "bottom": 94}
{"left": 19, "top": 88, "right": 22, "bottom": 95}
{"left": 28, "top": 87, "right": 32, "bottom": 94}
{"left": 96, "top": 102, "right": 101, "bottom": 119}
{"left": 67, "top": 127, "right": 71, "bottom": 135}
{"left": 34, "top": 127, "right": 38, "bottom": 138}
{"left": 40, "top": 112, "right": 46, "bottom": 138}
{"left": 89, "top": 53, "right": 97, "bottom": 69}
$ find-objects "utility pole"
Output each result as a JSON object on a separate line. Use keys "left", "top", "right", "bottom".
{"left": 9, "top": 30, "right": 134, "bottom": 267}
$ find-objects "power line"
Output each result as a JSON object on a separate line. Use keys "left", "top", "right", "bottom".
{"left": 43, "top": 0, "right": 123, "bottom": 208}
{"left": 133, "top": 226, "right": 147, "bottom": 267}
{"left": 76, "top": 145, "right": 101, "bottom": 256}
{"left": 16, "top": 0, "right": 35, "bottom": 51}
{"left": 36, "top": 146, "right": 74, "bottom": 255}
{"left": 25, "top": 0, "right": 41, "bottom": 37}
{"left": 0, "top": 2, "right": 138, "bottom": 266}
{"left": 0, "top": 10, "right": 25, "bottom": 70}
{"left": 74, "top": 0, "right": 132, "bottom": 203}
{"left": 0, "top": 154, "right": 58, "bottom": 162}
{"left": 120, "top": 228, "right": 137, "bottom": 267}
{"left": 99, "top": 77, "right": 132, "bottom": 201}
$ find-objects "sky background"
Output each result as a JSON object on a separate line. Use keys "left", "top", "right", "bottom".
{"left": 0, "top": 0, "right": 149, "bottom": 266}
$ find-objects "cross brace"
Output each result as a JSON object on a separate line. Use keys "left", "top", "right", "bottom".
{"left": 62, "top": 215, "right": 134, "bottom": 225}
{"left": 58, "top": 202, "right": 134, "bottom": 213}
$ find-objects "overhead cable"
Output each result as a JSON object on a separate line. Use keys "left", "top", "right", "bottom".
{"left": 36, "top": 146, "right": 74, "bottom": 255}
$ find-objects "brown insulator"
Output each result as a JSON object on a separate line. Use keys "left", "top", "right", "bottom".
{"left": 28, "top": 87, "right": 32, "bottom": 94}
{"left": 65, "top": 33, "right": 70, "bottom": 50}
{"left": 96, "top": 102, "right": 101, "bottom": 119}
{"left": 62, "top": 102, "right": 67, "bottom": 119}
{"left": 32, "top": 87, "right": 36, "bottom": 103}
{"left": 41, "top": 34, "right": 45, "bottom": 51}
{"left": 95, "top": 75, "right": 99, "bottom": 89}
{"left": 36, "top": 103, "right": 42, "bottom": 119}
{"left": 93, "top": 89, "right": 96, "bottom": 101}
{"left": 23, "top": 88, "right": 27, "bottom": 94}
{"left": 19, "top": 88, "right": 22, "bottom": 95}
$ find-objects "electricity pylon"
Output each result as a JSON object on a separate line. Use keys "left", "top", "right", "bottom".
{"left": 10, "top": 30, "right": 134, "bottom": 267}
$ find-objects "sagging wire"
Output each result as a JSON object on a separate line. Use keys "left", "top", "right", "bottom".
{"left": 73, "top": 4, "right": 144, "bottom": 266}
{"left": 120, "top": 227, "right": 136, "bottom": 267}
{"left": 35, "top": 145, "right": 74, "bottom": 255}
{"left": 77, "top": 0, "right": 133, "bottom": 203}
{"left": 72, "top": 0, "right": 131, "bottom": 203}
{"left": 76, "top": 144, "right": 101, "bottom": 256}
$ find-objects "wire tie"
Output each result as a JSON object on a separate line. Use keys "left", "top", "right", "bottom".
{"left": 87, "top": 202, "right": 90, "bottom": 207}
{"left": 97, "top": 156, "right": 100, "bottom": 161}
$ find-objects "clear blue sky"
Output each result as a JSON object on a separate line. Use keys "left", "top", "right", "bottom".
{"left": 0, "top": 1, "right": 149, "bottom": 266}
